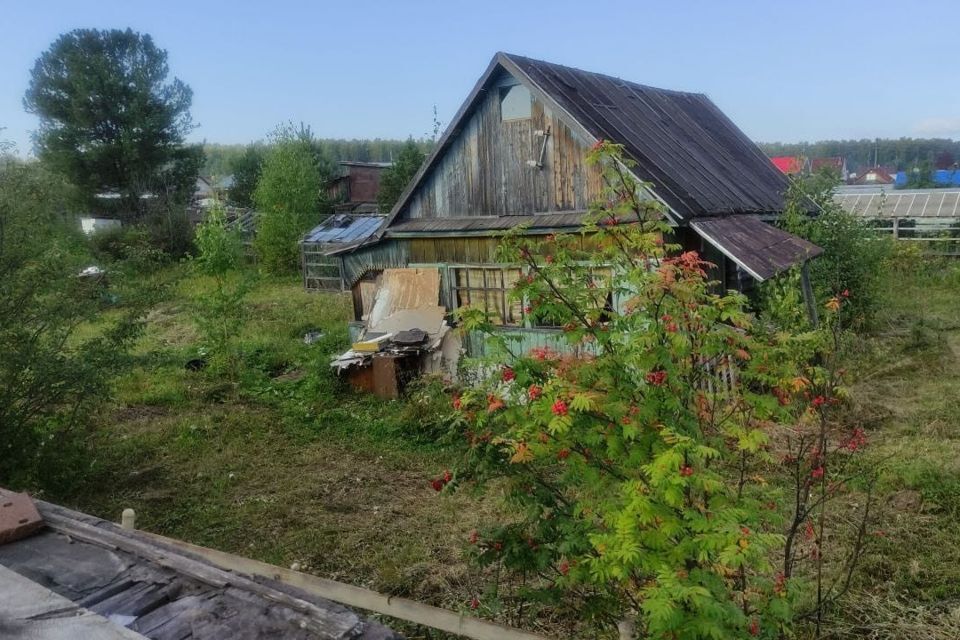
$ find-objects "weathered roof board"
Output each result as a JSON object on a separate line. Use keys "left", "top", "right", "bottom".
{"left": 506, "top": 54, "right": 790, "bottom": 219}
{"left": 835, "top": 190, "right": 960, "bottom": 219}
{"left": 0, "top": 501, "right": 400, "bottom": 640}
{"left": 0, "top": 563, "right": 148, "bottom": 640}
{"left": 691, "top": 215, "right": 823, "bottom": 281}
{"left": 304, "top": 214, "right": 385, "bottom": 245}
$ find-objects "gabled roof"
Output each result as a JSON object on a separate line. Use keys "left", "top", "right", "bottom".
{"left": 851, "top": 166, "right": 894, "bottom": 185}
{"left": 380, "top": 52, "right": 790, "bottom": 236}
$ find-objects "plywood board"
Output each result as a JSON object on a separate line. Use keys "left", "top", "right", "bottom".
{"left": 367, "top": 268, "right": 441, "bottom": 329}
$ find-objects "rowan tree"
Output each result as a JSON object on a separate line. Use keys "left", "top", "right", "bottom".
{"left": 441, "top": 143, "right": 817, "bottom": 638}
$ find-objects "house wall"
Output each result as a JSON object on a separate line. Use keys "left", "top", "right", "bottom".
{"left": 403, "top": 73, "right": 603, "bottom": 219}
{"left": 326, "top": 166, "right": 387, "bottom": 205}
{"left": 347, "top": 166, "right": 386, "bottom": 203}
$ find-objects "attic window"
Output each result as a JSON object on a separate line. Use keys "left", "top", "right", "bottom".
{"left": 499, "top": 84, "right": 531, "bottom": 121}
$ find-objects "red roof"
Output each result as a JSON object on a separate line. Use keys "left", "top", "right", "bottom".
{"left": 770, "top": 156, "right": 805, "bottom": 175}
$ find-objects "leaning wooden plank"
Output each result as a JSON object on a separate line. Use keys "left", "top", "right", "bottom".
{"left": 136, "top": 529, "right": 553, "bottom": 640}
{"left": 36, "top": 501, "right": 362, "bottom": 640}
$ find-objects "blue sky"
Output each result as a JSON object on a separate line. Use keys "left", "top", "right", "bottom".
{"left": 3, "top": 0, "right": 958, "bottom": 155}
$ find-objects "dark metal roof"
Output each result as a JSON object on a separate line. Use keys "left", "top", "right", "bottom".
{"left": 504, "top": 53, "right": 790, "bottom": 219}
{"left": 691, "top": 215, "right": 822, "bottom": 281}
{"left": 386, "top": 211, "right": 589, "bottom": 236}
{"left": 303, "top": 214, "right": 385, "bottom": 245}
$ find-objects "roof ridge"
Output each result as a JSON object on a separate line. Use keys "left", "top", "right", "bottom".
{"left": 499, "top": 52, "right": 707, "bottom": 99}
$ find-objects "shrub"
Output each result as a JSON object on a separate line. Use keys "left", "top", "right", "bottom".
{"left": 0, "top": 159, "right": 147, "bottom": 489}
{"left": 780, "top": 173, "right": 892, "bottom": 329}
{"left": 192, "top": 203, "right": 250, "bottom": 376}
{"left": 89, "top": 225, "right": 168, "bottom": 272}
{"left": 254, "top": 124, "right": 329, "bottom": 274}
{"left": 441, "top": 143, "right": 812, "bottom": 638}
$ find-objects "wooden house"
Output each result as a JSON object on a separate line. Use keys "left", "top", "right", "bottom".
{"left": 334, "top": 53, "right": 820, "bottom": 352}
{"left": 326, "top": 161, "right": 392, "bottom": 213}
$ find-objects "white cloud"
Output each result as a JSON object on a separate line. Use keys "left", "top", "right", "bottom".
{"left": 912, "top": 117, "right": 960, "bottom": 138}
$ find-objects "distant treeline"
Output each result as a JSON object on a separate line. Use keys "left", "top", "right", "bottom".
{"left": 758, "top": 138, "right": 960, "bottom": 171}
{"left": 203, "top": 138, "right": 434, "bottom": 176}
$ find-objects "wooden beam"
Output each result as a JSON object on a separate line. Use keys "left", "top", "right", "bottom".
{"left": 801, "top": 262, "right": 819, "bottom": 328}
{"left": 136, "top": 530, "right": 553, "bottom": 640}
{"left": 36, "top": 502, "right": 362, "bottom": 640}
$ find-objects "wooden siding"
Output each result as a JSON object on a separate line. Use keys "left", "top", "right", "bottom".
{"left": 404, "top": 75, "right": 602, "bottom": 220}
{"left": 408, "top": 237, "right": 501, "bottom": 264}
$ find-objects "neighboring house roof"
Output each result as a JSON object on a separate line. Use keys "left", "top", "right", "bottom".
{"left": 811, "top": 157, "right": 845, "bottom": 173}
{"left": 851, "top": 167, "right": 894, "bottom": 185}
{"left": 331, "top": 162, "right": 392, "bottom": 181}
{"left": 383, "top": 52, "right": 789, "bottom": 231}
{"left": 770, "top": 156, "right": 806, "bottom": 175}
{"left": 303, "top": 213, "right": 385, "bottom": 245}
{"left": 195, "top": 175, "right": 234, "bottom": 199}
{"left": 690, "top": 215, "right": 823, "bottom": 281}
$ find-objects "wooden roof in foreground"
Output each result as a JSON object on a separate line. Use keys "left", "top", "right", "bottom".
{"left": 0, "top": 501, "right": 398, "bottom": 640}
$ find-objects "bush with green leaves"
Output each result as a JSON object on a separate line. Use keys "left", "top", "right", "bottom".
{"left": 253, "top": 125, "right": 330, "bottom": 274}
{"left": 779, "top": 171, "right": 891, "bottom": 329}
{"left": 89, "top": 225, "right": 169, "bottom": 273}
{"left": 376, "top": 138, "right": 425, "bottom": 212}
{"left": 0, "top": 159, "right": 147, "bottom": 489}
{"left": 440, "top": 143, "right": 821, "bottom": 638}
{"left": 192, "top": 203, "right": 250, "bottom": 376}
{"left": 229, "top": 144, "right": 266, "bottom": 208}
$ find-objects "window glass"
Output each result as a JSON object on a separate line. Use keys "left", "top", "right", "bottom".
{"left": 499, "top": 84, "right": 531, "bottom": 121}
{"left": 453, "top": 267, "right": 523, "bottom": 326}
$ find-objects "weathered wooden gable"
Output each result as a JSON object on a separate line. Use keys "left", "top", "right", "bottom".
{"left": 404, "top": 70, "right": 603, "bottom": 220}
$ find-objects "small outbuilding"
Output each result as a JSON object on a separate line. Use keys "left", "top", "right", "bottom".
{"left": 326, "top": 161, "right": 391, "bottom": 213}
{"left": 301, "top": 213, "right": 385, "bottom": 291}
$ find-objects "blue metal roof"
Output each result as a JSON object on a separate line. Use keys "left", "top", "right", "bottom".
{"left": 302, "top": 214, "right": 385, "bottom": 245}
